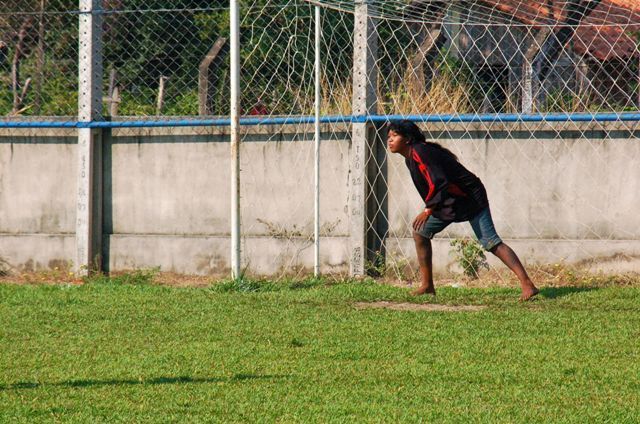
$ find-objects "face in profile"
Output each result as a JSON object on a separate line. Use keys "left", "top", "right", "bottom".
{"left": 387, "top": 129, "right": 409, "bottom": 154}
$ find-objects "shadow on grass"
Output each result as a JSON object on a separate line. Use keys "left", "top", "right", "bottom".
{"left": 540, "top": 286, "right": 598, "bottom": 299}
{"left": 0, "top": 373, "right": 290, "bottom": 391}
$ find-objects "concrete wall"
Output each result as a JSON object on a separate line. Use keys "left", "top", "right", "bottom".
{"left": 0, "top": 129, "right": 77, "bottom": 272}
{"left": 1, "top": 121, "right": 639, "bottom": 276}
{"left": 103, "top": 125, "right": 351, "bottom": 276}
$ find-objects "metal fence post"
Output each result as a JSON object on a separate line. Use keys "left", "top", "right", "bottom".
{"left": 230, "top": 0, "right": 241, "bottom": 278}
{"left": 314, "top": 5, "right": 322, "bottom": 277}
{"left": 350, "top": 1, "right": 379, "bottom": 277}
{"left": 76, "top": 0, "right": 103, "bottom": 274}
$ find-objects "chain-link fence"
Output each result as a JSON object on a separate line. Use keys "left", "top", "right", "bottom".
{"left": 2, "top": 0, "right": 640, "bottom": 280}
{"left": 3, "top": 0, "right": 639, "bottom": 118}
{"left": 1, "top": 1, "right": 78, "bottom": 116}
{"left": 332, "top": 0, "right": 640, "bottom": 283}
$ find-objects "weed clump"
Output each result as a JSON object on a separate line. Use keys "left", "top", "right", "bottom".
{"left": 85, "top": 268, "right": 159, "bottom": 285}
{"left": 450, "top": 238, "right": 489, "bottom": 279}
{"left": 210, "top": 276, "right": 327, "bottom": 293}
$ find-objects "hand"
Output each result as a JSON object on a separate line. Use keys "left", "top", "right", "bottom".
{"left": 412, "top": 209, "right": 431, "bottom": 231}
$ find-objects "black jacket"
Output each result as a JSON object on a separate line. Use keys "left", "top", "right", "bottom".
{"left": 405, "top": 143, "right": 488, "bottom": 222}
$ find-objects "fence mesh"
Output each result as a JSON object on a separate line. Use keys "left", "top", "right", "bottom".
{"left": 4, "top": 0, "right": 639, "bottom": 118}
{"left": 235, "top": 1, "right": 353, "bottom": 277}
{"left": 1, "top": 1, "right": 78, "bottom": 117}
{"left": 317, "top": 0, "right": 640, "bottom": 284}
{"left": 2, "top": 0, "right": 640, "bottom": 280}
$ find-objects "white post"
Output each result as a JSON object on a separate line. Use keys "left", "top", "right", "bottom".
{"left": 314, "top": 5, "right": 321, "bottom": 277}
{"left": 522, "top": 60, "right": 533, "bottom": 114}
{"left": 350, "top": 0, "right": 378, "bottom": 276}
{"left": 76, "top": 0, "right": 103, "bottom": 274}
{"left": 230, "top": 0, "right": 241, "bottom": 278}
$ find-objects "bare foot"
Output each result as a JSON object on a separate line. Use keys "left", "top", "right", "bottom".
{"left": 411, "top": 286, "right": 436, "bottom": 297}
{"left": 519, "top": 286, "right": 539, "bottom": 301}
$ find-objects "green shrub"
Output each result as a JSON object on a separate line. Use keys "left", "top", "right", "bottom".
{"left": 450, "top": 238, "right": 489, "bottom": 279}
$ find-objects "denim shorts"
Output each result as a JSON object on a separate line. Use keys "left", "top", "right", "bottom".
{"left": 415, "top": 206, "right": 503, "bottom": 251}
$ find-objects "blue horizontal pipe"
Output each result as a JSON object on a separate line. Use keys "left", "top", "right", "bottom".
{"left": 0, "top": 116, "right": 352, "bottom": 129}
{"left": 2, "top": 112, "right": 640, "bottom": 129}
{"left": 370, "top": 113, "right": 640, "bottom": 123}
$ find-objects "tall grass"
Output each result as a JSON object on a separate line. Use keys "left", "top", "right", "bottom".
{"left": 321, "top": 66, "right": 472, "bottom": 116}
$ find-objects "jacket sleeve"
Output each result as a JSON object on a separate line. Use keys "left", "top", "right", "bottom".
{"left": 411, "top": 145, "right": 449, "bottom": 207}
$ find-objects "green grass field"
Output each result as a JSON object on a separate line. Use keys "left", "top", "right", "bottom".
{"left": 1, "top": 275, "right": 639, "bottom": 423}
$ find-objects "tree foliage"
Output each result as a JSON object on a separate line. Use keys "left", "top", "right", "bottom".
{"left": 0, "top": 0, "right": 356, "bottom": 117}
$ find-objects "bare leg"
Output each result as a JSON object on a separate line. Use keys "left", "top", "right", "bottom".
{"left": 491, "top": 243, "right": 539, "bottom": 301}
{"left": 412, "top": 232, "right": 436, "bottom": 296}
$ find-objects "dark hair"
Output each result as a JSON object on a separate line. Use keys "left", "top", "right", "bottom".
{"left": 387, "top": 120, "right": 457, "bottom": 161}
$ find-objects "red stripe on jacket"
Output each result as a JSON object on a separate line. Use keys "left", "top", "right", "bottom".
{"left": 412, "top": 149, "right": 435, "bottom": 202}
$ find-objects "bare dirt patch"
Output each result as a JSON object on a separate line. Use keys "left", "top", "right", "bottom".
{"left": 152, "top": 272, "right": 213, "bottom": 287}
{"left": 0, "top": 270, "right": 83, "bottom": 286}
{"left": 354, "top": 301, "right": 486, "bottom": 312}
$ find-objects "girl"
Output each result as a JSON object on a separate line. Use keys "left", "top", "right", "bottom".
{"left": 387, "top": 120, "right": 538, "bottom": 301}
